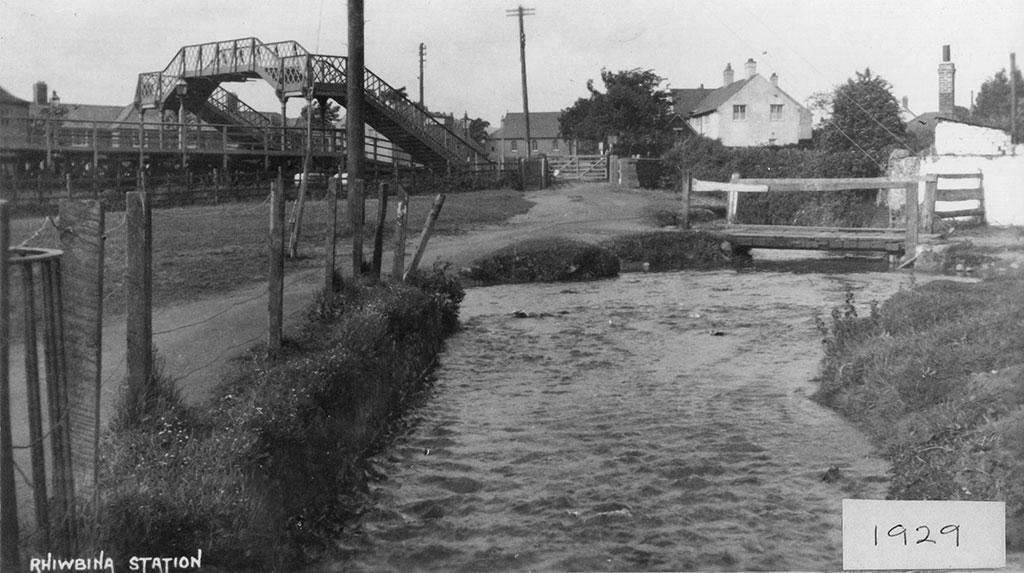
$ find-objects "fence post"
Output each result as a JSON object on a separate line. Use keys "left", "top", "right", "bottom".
{"left": 349, "top": 179, "right": 365, "bottom": 276}
{"left": 922, "top": 175, "right": 937, "bottom": 234}
{"left": 392, "top": 187, "right": 409, "bottom": 280}
{"left": 0, "top": 200, "right": 21, "bottom": 570}
{"left": 371, "top": 182, "right": 388, "bottom": 278}
{"left": 213, "top": 168, "right": 220, "bottom": 205}
{"left": 904, "top": 182, "right": 919, "bottom": 264}
{"left": 125, "top": 192, "right": 153, "bottom": 408}
{"left": 323, "top": 179, "right": 338, "bottom": 291}
{"left": 58, "top": 200, "right": 104, "bottom": 491}
{"left": 727, "top": 173, "right": 741, "bottom": 225}
{"left": 65, "top": 174, "right": 72, "bottom": 198}
{"left": 404, "top": 194, "right": 445, "bottom": 280}
{"left": 268, "top": 178, "right": 284, "bottom": 350}
{"left": 20, "top": 248, "right": 50, "bottom": 550}
{"left": 680, "top": 170, "right": 692, "bottom": 230}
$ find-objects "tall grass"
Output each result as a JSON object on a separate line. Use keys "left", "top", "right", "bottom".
{"left": 814, "top": 277, "right": 1024, "bottom": 549}
{"left": 93, "top": 270, "right": 463, "bottom": 570}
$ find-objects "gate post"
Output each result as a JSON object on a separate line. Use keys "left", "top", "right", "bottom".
{"left": 126, "top": 192, "right": 153, "bottom": 408}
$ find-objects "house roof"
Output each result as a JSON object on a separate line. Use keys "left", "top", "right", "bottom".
{"left": 489, "top": 111, "right": 562, "bottom": 140}
{"left": 30, "top": 102, "right": 129, "bottom": 124}
{"left": 0, "top": 85, "right": 31, "bottom": 106}
{"left": 670, "top": 88, "right": 714, "bottom": 117}
{"left": 688, "top": 78, "right": 755, "bottom": 117}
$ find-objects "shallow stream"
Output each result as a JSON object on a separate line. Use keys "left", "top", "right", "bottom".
{"left": 332, "top": 258, "right": 928, "bottom": 571}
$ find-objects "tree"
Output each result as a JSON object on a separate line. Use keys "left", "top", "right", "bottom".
{"left": 300, "top": 100, "right": 341, "bottom": 125}
{"left": 971, "top": 67, "right": 1024, "bottom": 141}
{"left": 468, "top": 117, "right": 490, "bottom": 146}
{"left": 559, "top": 68, "right": 674, "bottom": 156}
{"left": 816, "top": 68, "right": 908, "bottom": 171}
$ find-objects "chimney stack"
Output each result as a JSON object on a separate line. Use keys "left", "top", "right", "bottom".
{"left": 33, "top": 81, "right": 47, "bottom": 105}
{"left": 745, "top": 58, "right": 757, "bottom": 79}
{"left": 770, "top": 72, "right": 778, "bottom": 87}
{"left": 723, "top": 63, "right": 734, "bottom": 86}
{"left": 938, "top": 45, "right": 956, "bottom": 115}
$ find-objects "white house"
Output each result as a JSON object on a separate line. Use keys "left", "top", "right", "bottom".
{"left": 671, "top": 59, "right": 812, "bottom": 147}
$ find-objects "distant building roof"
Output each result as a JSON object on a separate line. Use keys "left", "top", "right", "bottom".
{"left": 0, "top": 85, "right": 30, "bottom": 106}
{"left": 688, "top": 78, "right": 755, "bottom": 117}
{"left": 29, "top": 101, "right": 129, "bottom": 124}
{"left": 670, "top": 87, "right": 714, "bottom": 117}
{"left": 490, "top": 111, "right": 563, "bottom": 140}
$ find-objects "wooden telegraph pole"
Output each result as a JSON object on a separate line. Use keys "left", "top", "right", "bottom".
{"left": 348, "top": 0, "right": 366, "bottom": 276}
{"left": 418, "top": 42, "right": 426, "bottom": 109}
{"left": 1011, "top": 53, "right": 1018, "bottom": 143}
{"left": 507, "top": 6, "right": 535, "bottom": 158}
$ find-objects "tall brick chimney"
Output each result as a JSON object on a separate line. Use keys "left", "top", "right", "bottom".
{"left": 723, "top": 63, "right": 734, "bottom": 86}
{"left": 33, "top": 81, "right": 48, "bottom": 105}
{"left": 938, "top": 45, "right": 955, "bottom": 115}
{"left": 745, "top": 58, "right": 757, "bottom": 79}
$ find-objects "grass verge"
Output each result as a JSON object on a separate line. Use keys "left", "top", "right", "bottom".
{"left": 91, "top": 266, "right": 465, "bottom": 570}
{"left": 813, "top": 276, "right": 1024, "bottom": 549}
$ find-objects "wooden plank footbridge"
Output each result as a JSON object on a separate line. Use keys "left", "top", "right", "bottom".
{"left": 678, "top": 172, "right": 985, "bottom": 266}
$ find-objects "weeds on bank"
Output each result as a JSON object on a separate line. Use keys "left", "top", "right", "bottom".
{"left": 92, "top": 268, "right": 464, "bottom": 570}
{"left": 602, "top": 231, "right": 732, "bottom": 271}
{"left": 813, "top": 277, "right": 1024, "bottom": 549}
{"left": 465, "top": 237, "right": 621, "bottom": 284}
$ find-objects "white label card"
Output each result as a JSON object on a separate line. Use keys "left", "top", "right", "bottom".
{"left": 843, "top": 499, "right": 1005, "bottom": 570}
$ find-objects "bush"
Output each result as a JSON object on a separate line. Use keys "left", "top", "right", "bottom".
{"left": 466, "top": 237, "right": 620, "bottom": 284}
{"left": 660, "top": 136, "right": 886, "bottom": 227}
{"left": 601, "top": 231, "right": 732, "bottom": 271}
{"left": 95, "top": 277, "right": 462, "bottom": 569}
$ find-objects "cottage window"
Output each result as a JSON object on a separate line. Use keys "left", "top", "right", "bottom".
{"left": 511, "top": 140, "right": 518, "bottom": 152}
{"left": 552, "top": 138, "right": 560, "bottom": 151}
{"left": 732, "top": 105, "right": 746, "bottom": 120}
{"left": 530, "top": 139, "right": 538, "bottom": 151}
{"left": 770, "top": 104, "right": 784, "bottom": 121}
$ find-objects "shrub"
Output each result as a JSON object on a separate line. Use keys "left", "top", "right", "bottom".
{"left": 466, "top": 237, "right": 620, "bottom": 284}
{"left": 95, "top": 278, "right": 461, "bottom": 569}
{"left": 601, "top": 231, "right": 732, "bottom": 271}
{"left": 660, "top": 136, "right": 886, "bottom": 227}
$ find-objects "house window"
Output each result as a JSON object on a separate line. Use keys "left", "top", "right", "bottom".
{"left": 770, "top": 104, "right": 784, "bottom": 121}
{"left": 732, "top": 105, "right": 746, "bottom": 120}
{"left": 552, "top": 138, "right": 559, "bottom": 151}
{"left": 530, "top": 139, "right": 538, "bottom": 151}
{"left": 511, "top": 140, "right": 518, "bottom": 152}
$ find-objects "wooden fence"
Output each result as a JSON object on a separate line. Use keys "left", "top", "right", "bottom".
{"left": 678, "top": 172, "right": 983, "bottom": 263}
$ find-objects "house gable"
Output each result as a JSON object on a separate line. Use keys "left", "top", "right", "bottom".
{"left": 685, "top": 74, "right": 811, "bottom": 146}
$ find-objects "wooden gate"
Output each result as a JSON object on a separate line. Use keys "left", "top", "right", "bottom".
{"left": 548, "top": 155, "right": 607, "bottom": 182}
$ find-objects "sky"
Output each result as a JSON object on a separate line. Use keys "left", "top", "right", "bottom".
{"left": 1, "top": 0, "right": 1022, "bottom": 129}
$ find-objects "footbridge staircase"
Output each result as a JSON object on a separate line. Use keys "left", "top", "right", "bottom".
{"left": 135, "top": 37, "right": 491, "bottom": 170}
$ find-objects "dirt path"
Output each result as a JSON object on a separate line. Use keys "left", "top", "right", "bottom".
{"left": 103, "top": 183, "right": 674, "bottom": 414}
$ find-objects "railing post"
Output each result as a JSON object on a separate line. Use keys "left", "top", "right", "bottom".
{"left": 904, "top": 182, "right": 919, "bottom": 264}
{"left": 0, "top": 201, "right": 21, "bottom": 571}
{"left": 126, "top": 192, "right": 152, "bottom": 402}
{"left": 371, "top": 182, "right": 388, "bottom": 278}
{"left": 922, "top": 175, "right": 937, "bottom": 234}
{"left": 268, "top": 177, "right": 284, "bottom": 350}
{"left": 404, "top": 193, "right": 445, "bottom": 280}
{"left": 680, "top": 170, "right": 692, "bottom": 230}
{"left": 727, "top": 173, "right": 741, "bottom": 225}
{"left": 392, "top": 187, "right": 409, "bottom": 280}
{"left": 323, "top": 178, "right": 339, "bottom": 291}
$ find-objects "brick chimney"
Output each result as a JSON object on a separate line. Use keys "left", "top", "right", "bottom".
{"left": 938, "top": 45, "right": 955, "bottom": 115}
{"left": 723, "top": 63, "right": 734, "bottom": 86}
{"left": 33, "top": 81, "right": 48, "bottom": 105}
{"left": 770, "top": 72, "right": 778, "bottom": 87}
{"left": 745, "top": 58, "right": 757, "bottom": 79}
